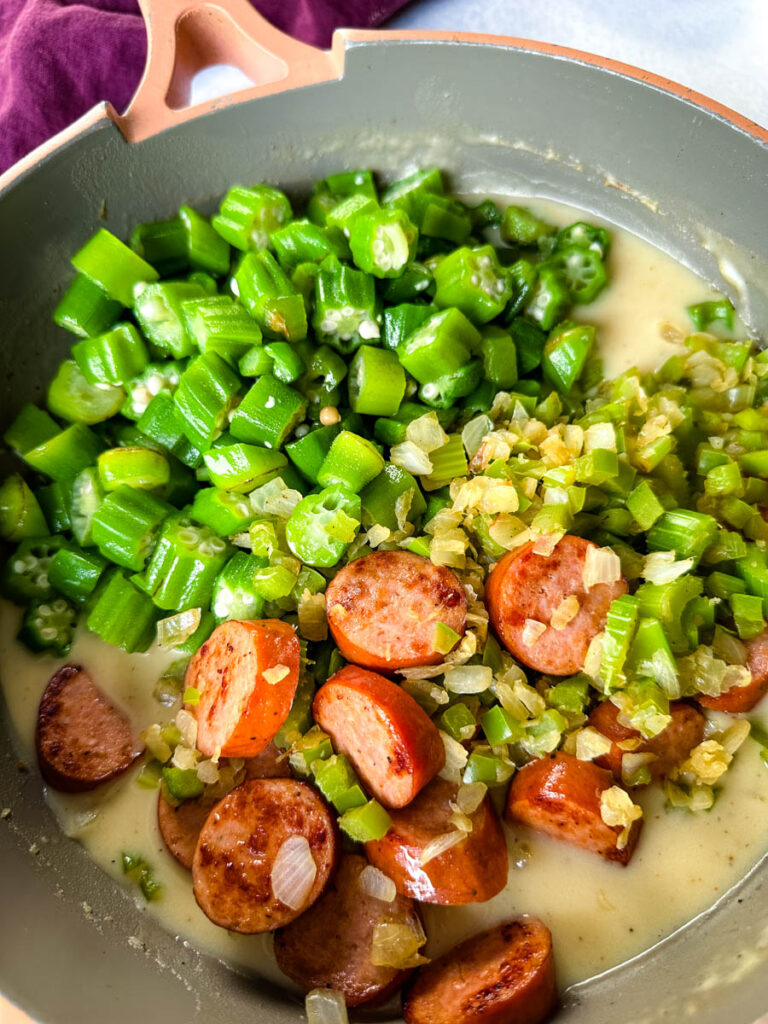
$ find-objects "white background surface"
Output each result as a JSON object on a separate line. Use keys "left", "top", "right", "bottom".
{"left": 1, "top": 3, "right": 765, "bottom": 1023}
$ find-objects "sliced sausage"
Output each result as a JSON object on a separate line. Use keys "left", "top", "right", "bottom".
{"left": 365, "top": 778, "right": 507, "bottom": 904}
{"left": 313, "top": 666, "right": 445, "bottom": 808}
{"left": 186, "top": 619, "right": 300, "bottom": 758}
{"left": 159, "top": 745, "right": 291, "bottom": 869}
{"left": 275, "top": 854, "right": 420, "bottom": 1006}
{"left": 157, "top": 792, "right": 217, "bottom": 870}
{"left": 243, "top": 741, "right": 292, "bottom": 779}
{"left": 485, "top": 536, "right": 627, "bottom": 676}
{"left": 505, "top": 753, "right": 641, "bottom": 865}
{"left": 699, "top": 629, "right": 768, "bottom": 712}
{"left": 403, "top": 918, "right": 557, "bottom": 1024}
{"left": 326, "top": 550, "right": 467, "bottom": 672}
{"left": 192, "top": 778, "right": 338, "bottom": 933}
{"left": 589, "top": 699, "right": 706, "bottom": 782}
{"left": 36, "top": 664, "right": 141, "bottom": 792}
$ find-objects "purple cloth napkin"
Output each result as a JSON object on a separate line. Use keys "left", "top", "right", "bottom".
{"left": 0, "top": 0, "right": 411, "bottom": 174}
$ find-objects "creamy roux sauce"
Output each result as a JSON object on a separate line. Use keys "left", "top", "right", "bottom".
{"left": 1, "top": 200, "right": 767, "bottom": 993}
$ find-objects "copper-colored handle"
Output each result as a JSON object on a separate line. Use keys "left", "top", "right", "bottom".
{"left": 116, "top": 0, "right": 342, "bottom": 142}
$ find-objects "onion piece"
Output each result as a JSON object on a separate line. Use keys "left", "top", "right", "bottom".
{"left": 305, "top": 989, "right": 349, "bottom": 1024}
{"left": 550, "top": 595, "right": 580, "bottom": 630}
{"left": 455, "top": 781, "right": 487, "bottom": 814}
{"left": 406, "top": 412, "right": 449, "bottom": 453}
{"left": 641, "top": 550, "right": 695, "bottom": 585}
{"left": 263, "top": 664, "right": 290, "bottom": 686}
{"left": 176, "top": 708, "right": 198, "bottom": 748}
{"left": 522, "top": 618, "right": 547, "bottom": 646}
{"left": 156, "top": 608, "right": 201, "bottom": 650}
{"left": 358, "top": 865, "right": 396, "bottom": 903}
{"left": 419, "top": 829, "right": 465, "bottom": 865}
{"left": 583, "top": 545, "right": 622, "bottom": 589}
{"left": 370, "top": 920, "right": 429, "bottom": 969}
{"left": 271, "top": 834, "right": 317, "bottom": 911}
{"left": 438, "top": 730, "right": 469, "bottom": 781}
{"left": 443, "top": 664, "right": 492, "bottom": 694}
{"left": 390, "top": 441, "right": 433, "bottom": 475}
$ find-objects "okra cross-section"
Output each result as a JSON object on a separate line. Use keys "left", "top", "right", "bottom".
{"left": 433, "top": 245, "right": 512, "bottom": 324}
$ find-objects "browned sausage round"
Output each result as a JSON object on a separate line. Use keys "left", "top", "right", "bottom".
{"left": 158, "top": 744, "right": 292, "bottom": 870}
{"left": 589, "top": 699, "right": 706, "bottom": 781}
{"left": 187, "top": 619, "right": 300, "bottom": 759}
{"left": 365, "top": 778, "right": 508, "bottom": 904}
{"left": 157, "top": 792, "right": 216, "bottom": 870}
{"left": 699, "top": 629, "right": 768, "bottom": 712}
{"left": 275, "top": 854, "right": 420, "bottom": 1006}
{"left": 36, "top": 665, "right": 141, "bottom": 792}
{"left": 313, "top": 665, "right": 445, "bottom": 808}
{"left": 402, "top": 918, "right": 557, "bottom": 1024}
{"left": 326, "top": 550, "right": 467, "bottom": 672}
{"left": 192, "top": 778, "right": 338, "bottom": 933}
{"left": 505, "top": 753, "right": 641, "bottom": 865}
{"left": 485, "top": 536, "right": 627, "bottom": 676}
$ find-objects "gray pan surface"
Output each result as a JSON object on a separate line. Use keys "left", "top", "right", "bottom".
{"left": 1, "top": 32, "right": 767, "bottom": 1024}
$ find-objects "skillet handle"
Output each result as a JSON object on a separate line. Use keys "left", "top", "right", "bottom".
{"left": 116, "top": 0, "right": 341, "bottom": 142}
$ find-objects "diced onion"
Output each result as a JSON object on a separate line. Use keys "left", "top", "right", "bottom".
{"left": 583, "top": 545, "right": 622, "bottom": 589}
{"left": 583, "top": 422, "right": 617, "bottom": 453}
{"left": 156, "top": 608, "right": 201, "bottom": 650}
{"left": 394, "top": 490, "right": 413, "bottom": 532}
{"left": 583, "top": 631, "right": 604, "bottom": 678}
{"left": 599, "top": 786, "right": 643, "bottom": 850}
{"left": 171, "top": 744, "right": 198, "bottom": 770}
{"left": 406, "top": 412, "right": 449, "bottom": 453}
{"left": 532, "top": 531, "right": 564, "bottom": 556}
{"left": 455, "top": 781, "right": 487, "bottom": 814}
{"left": 681, "top": 739, "right": 732, "bottom": 785}
{"left": 438, "top": 730, "right": 469, "bottom": 781}
{"left": 305, "top": 989, "right": 349, "bottom": 1024}
{"left": 358, "top": 865, "right": 396, "bottom": 903}
{"left": 298, "top": 590, "right": 328, "bottom": 643}
{"left": 575, "top": 727, "right": 613, "bottom": 762}
{"left": 462, "top": 414, "right": 493, "bottom": 458}
{"left": 370, "top": 919, "right": 428, "bottom": 969}
{"left": 641, "top": 550, "right": 695, "bottom": 585}
{"left": 176, "top": 708, "right": 198, "bottom": 749}
{"left": 366, "top": 524, "right": 391, "bottom": 548}
{"left": 271, "top": 834, "right": 317, "bottom": 910}
{"left": 448, "top": 808, "right": 474, "bottom": 833}
{"left": 620, "top": 752, "right": 656, "bottom": 787}
{"left": 196, "top": 759, "right": 220, "bottom": 784}
{"left": 711, "top": 626, "right": 747, "bottom": 666}
{"left": 550, "top": 595, "right": 580, "bottom": 631}
{"left": 522, "top": 619, "right": 547, "bottom": 646}
{"left": 142, "top": 723, "right": 172, "bottom": 764}
{"left": 721, "top": 719, "right": 751, "bottom": 756}
{"left": 419, "top": 829, "right": 465, "bottom": 865}
{"left": 390, "top": 441, "right": 433, "bottom": 475}
{"left": 263, "top": 664, "right": 290, "bottom": 685}
{"left": 443, "top": 664, "right": 493, "bottom": 694}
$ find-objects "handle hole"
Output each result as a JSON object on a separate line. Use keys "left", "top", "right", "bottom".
{"left": 190, "top": 64, "right": 255, "bottom": 105}
{"left": 166, "top": 6, "right": 288, "bottom": 111}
